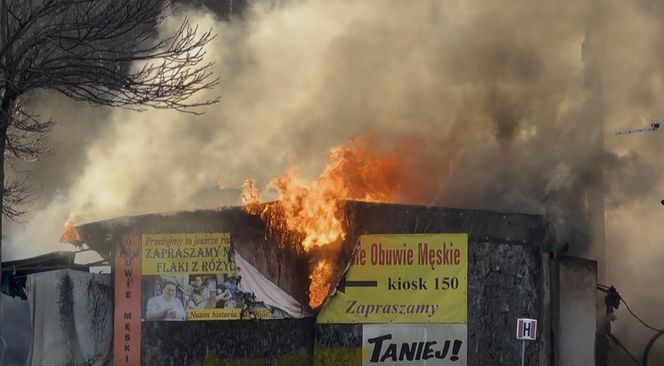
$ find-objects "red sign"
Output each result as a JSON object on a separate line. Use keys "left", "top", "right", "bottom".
{"left": 516, "top": 318, "right": 537, "bottom": 340}
{"left": 114, "top": 234, "right": 142, "bottom": 365}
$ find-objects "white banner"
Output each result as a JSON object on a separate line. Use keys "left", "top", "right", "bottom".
{"left": 27, "top": 269, "right": 113, "bottom": 366}
{"left": 362, "top": 324, "right": 467, "bottom": 365}
{"left": 234, "top": 252, "right": 312, "bottom": 319}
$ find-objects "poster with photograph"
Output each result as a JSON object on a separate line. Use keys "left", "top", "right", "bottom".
{"left": 142, "top": 275, "right": 187, "bottom": 321}
{"left": 140, "top": 232, "right": 271, "bottom": 321}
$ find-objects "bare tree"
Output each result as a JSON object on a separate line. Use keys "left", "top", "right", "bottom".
{"left": 0, "top": 0, "right": 218, "bottom": 328}
{"left": 3, "top": 96, "right": 55, "bottom": 219}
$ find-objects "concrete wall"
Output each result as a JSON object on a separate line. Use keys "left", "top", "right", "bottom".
{"left": 554, "top": 256, "right": 597, "bottom": 366}
{"left": 76, "top": 202, "right": 549, "bottom": 365}
{"left": 317, "top": 202, "right": 546, "bottom": 366}
{"left": 142, "top": 318, "right": 314, "bottom": 365}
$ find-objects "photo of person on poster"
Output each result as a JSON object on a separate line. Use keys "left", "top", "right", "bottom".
{"left": 145, "top": 277, "right": 186, "bottom": 321}
{"left": 214, "top": 274, "right": 241, "bottom": 309}
{"left": 187, "top": 275, "right": 216, "bottom": 309}
{"left": 216, "top": 282, "right": 234, "bottom": 308}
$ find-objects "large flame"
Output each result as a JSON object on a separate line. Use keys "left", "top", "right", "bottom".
{"left": 241, "top": 138, "right": 403, "bottom": 308}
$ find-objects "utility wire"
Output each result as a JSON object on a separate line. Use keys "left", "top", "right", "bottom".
{"left": 598, "top": 283, "right": 663, "bottom": 332}
{"left": 598, "top": 284, "right": 664, "bottom": 366}
{"left": 621, "top": 296, "right": 663, "bottom": 332}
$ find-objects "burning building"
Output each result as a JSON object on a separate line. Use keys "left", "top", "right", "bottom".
{"left": 0, "top": 136, "right": 603, "bottom": 365}
{"left": 20, "top": 199, "right": 596, "bottom": 365}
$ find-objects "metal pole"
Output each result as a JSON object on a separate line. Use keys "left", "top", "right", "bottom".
{"left": 521, "top": 340, "right": 526, "bottom": 366}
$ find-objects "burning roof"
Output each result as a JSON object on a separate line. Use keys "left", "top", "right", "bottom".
{"left": 65, "top": 207, "right": 310, "bottom": 307}
{"left": 64, "top": 201, "right": 545, "bottom": 313}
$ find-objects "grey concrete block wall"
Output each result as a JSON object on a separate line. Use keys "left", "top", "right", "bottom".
{"left": 142, "top": 318, "right": 314, "bottom": 364}
{"left": 316, "top": 202, "right": 546, "bottom": 366}
{"left": 316, "top": 240, "right": 544, "bottom": 366}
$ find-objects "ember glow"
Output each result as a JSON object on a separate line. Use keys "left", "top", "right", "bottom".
{"left": 241, "top": 138, "right": 403, "bottom": 308}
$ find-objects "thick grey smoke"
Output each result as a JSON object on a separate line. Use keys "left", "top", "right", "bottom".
{"left": 3, "top": 1, "right": 597, "bottom": 255}
{"left": 3, "top": 0, "right": 664, "bottom": 361}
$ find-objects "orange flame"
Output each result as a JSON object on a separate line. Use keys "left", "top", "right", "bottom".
{"left": 60, "top": 222, "right": 81, "bottom": 243}
{"left": 309, "top": 260, "right": 333, "bottom": 308}
{"left": 241, "top": 138, "right": 403, "bottom": 308}
{"left": 240, "top": 179, "right": 262, "bottom": 215}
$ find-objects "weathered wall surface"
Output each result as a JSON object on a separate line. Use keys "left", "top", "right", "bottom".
{"left": 555, "top": 256, "right": 597, "bottom": 366}
{"left": 76, "top": 202, "right": 546, "bottom": 365}
{"left": 468, "top": 241, "right": 541, "bottom": 365}
{"left": 316, "top": 202, "right": 545, "bottom": 366}
{"left": 316, "top": 242, "right": 543, "bottom": 366}
{"left": 142, "top": 318, "right": 314, "bottom": 365}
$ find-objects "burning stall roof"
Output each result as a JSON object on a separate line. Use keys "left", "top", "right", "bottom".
{"left": 61, "top": 201, "right": 548, "bottom": 364}
{"left": 65, "top": 200, "right": 545, "bottom": 315}
{"left": 66, "top": 207, "right": 311, "bottom": 309}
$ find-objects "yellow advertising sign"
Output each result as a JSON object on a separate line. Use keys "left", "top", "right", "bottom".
{"left": 141, "top": 233, "right": 264, "bottom": 322}
{"left": 317, "top": 233, "right": 468, "bottom": 324}
{"left": 141, "top": 232, "right": 233, "bottom": 275}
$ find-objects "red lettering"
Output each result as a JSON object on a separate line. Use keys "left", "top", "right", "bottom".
{"left": 353, "top": 249, "right": 366, "bottom": 265}
{"left": 115, "top": 234, "right": 141, "bottom": 365}
{"left": 370, "top": 243, "right": 415, "bottom": 266}
{"left": 418, "top": 242, "right": 464, "bottom": 269}
{"left": 371, "top": 243, "right": 379, "bottom": 265}
{"left": 417, "top": 243, "right": 427, "bottom": 265}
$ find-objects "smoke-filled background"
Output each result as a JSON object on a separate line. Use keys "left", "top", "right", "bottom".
{"left": 3, "top": 0, "right": 664, "bottom": 362}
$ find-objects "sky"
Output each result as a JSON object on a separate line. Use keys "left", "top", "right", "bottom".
{"left": 3, "top": 0, "right": 664, "bottom": 362}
